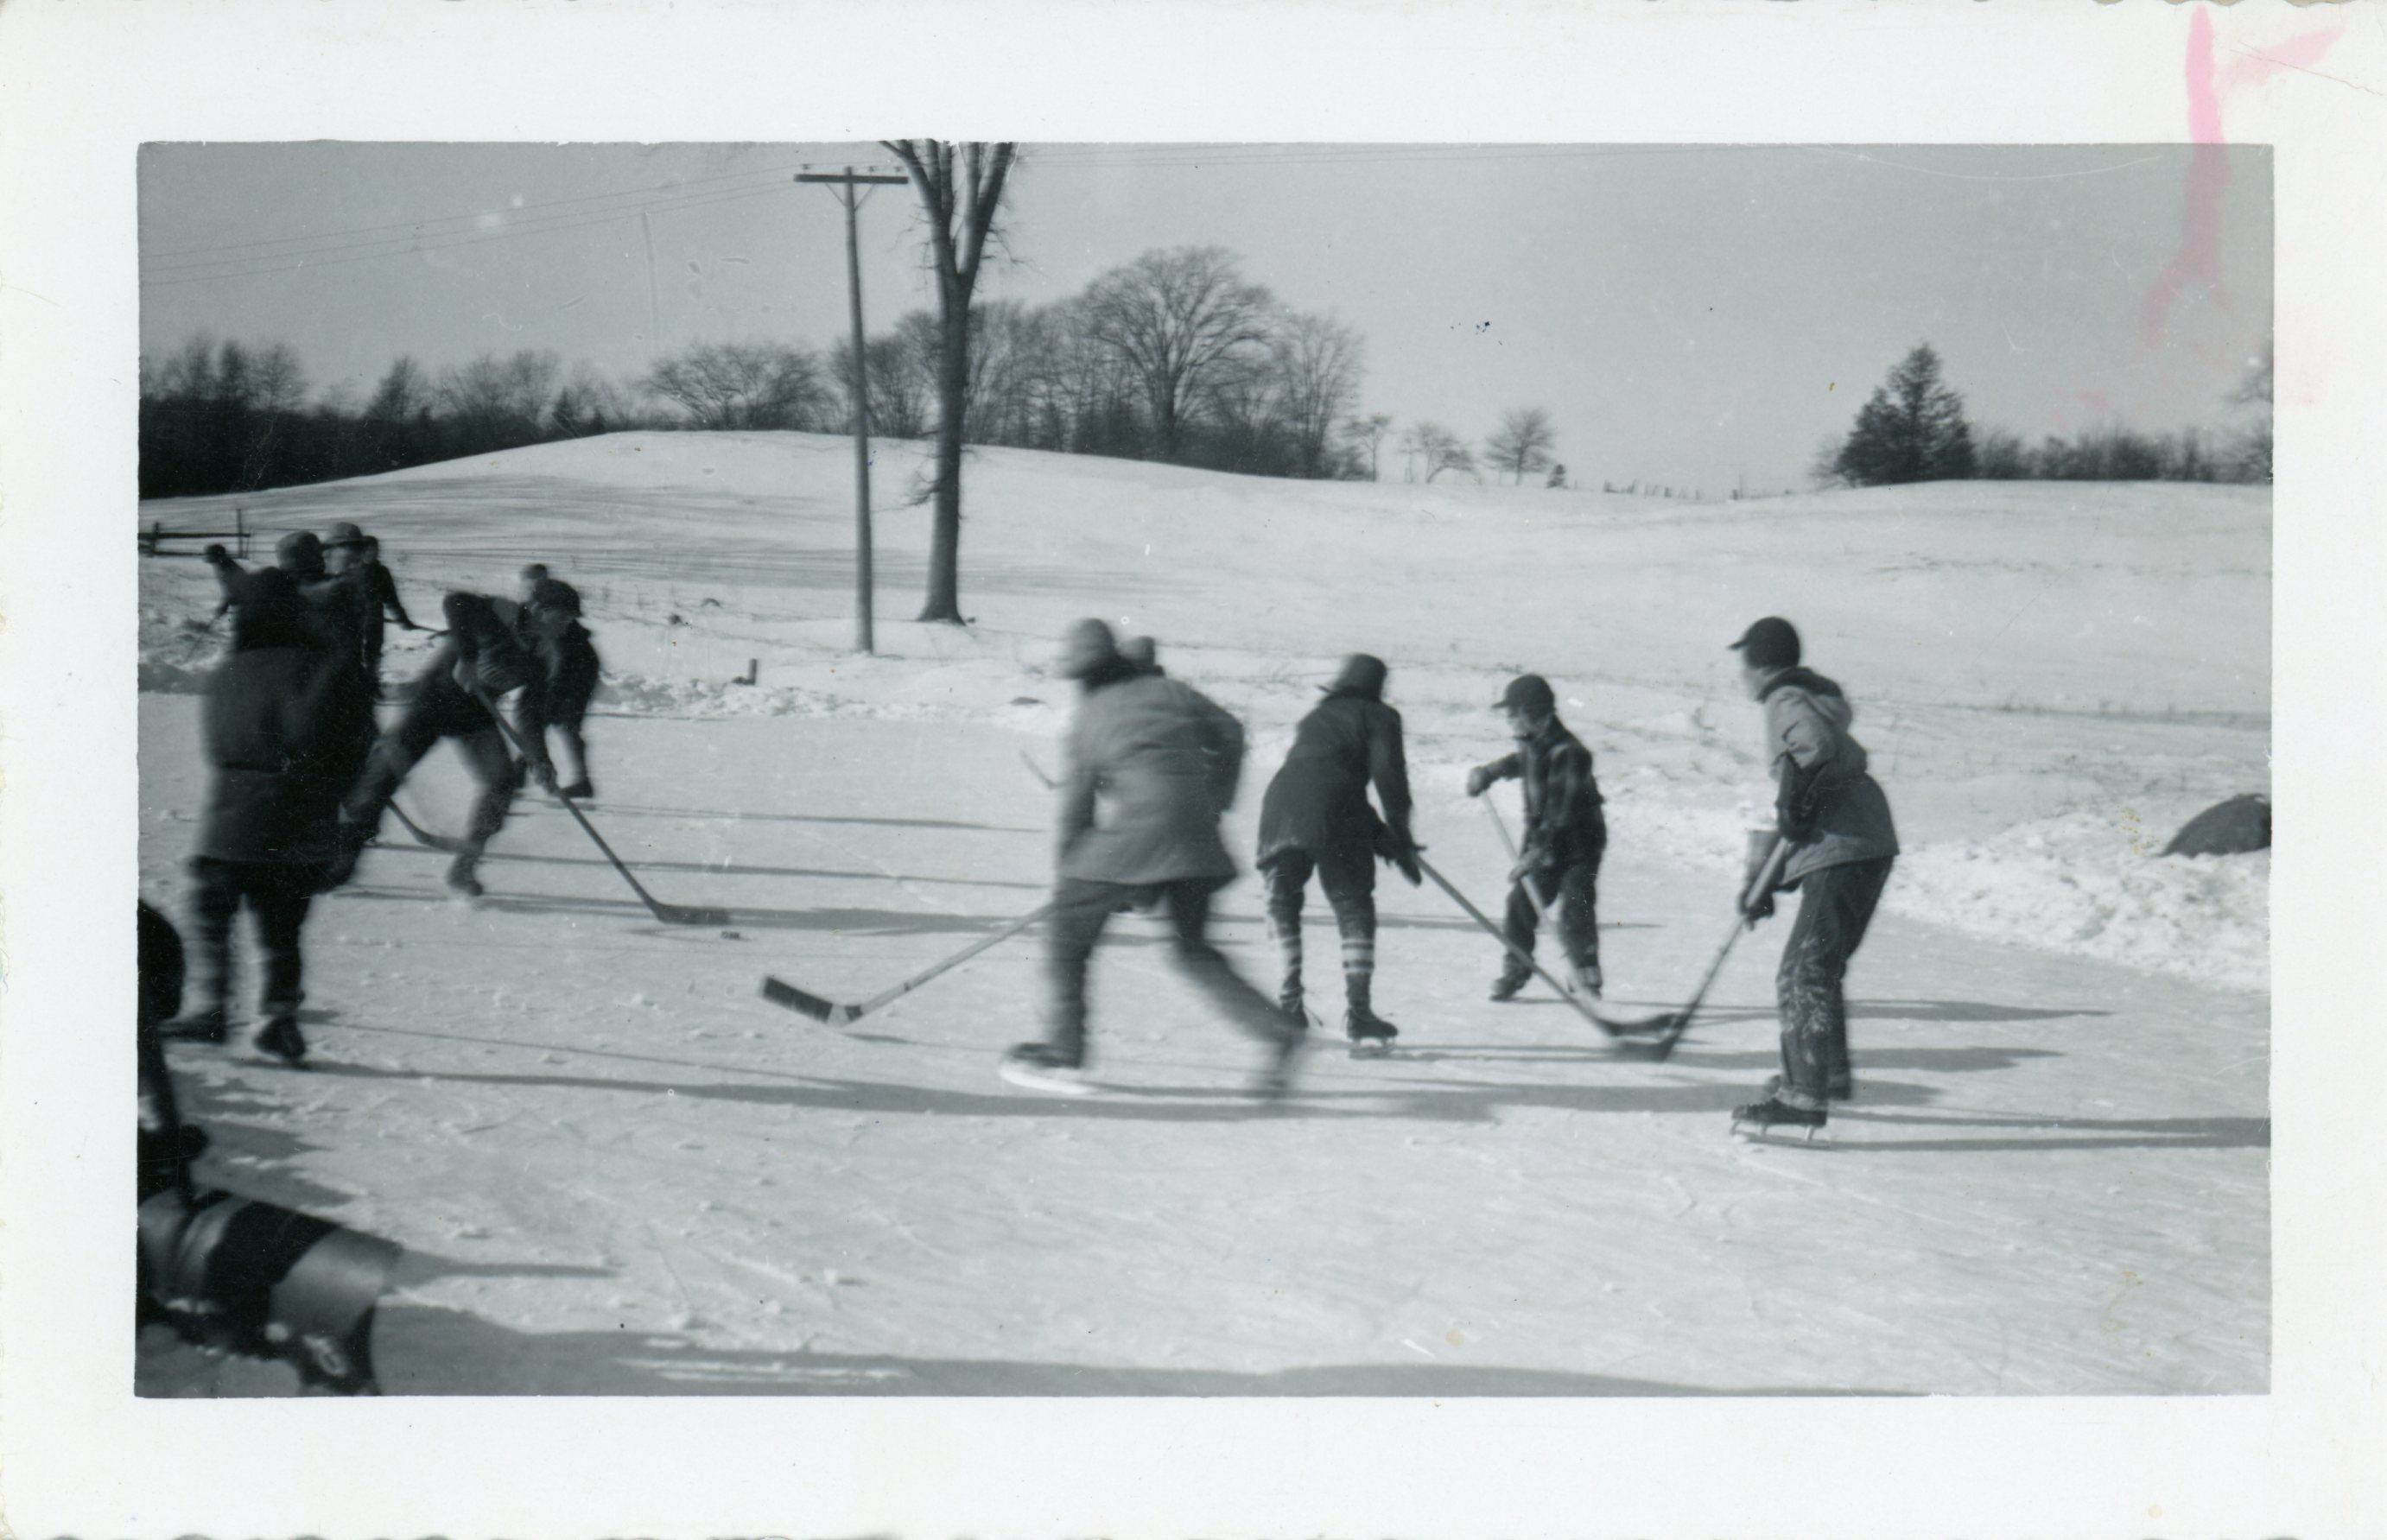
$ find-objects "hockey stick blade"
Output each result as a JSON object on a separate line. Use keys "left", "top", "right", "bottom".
{"left": 657, "top": 902, "right": 737, "bottom": 928}
{"left": 389, "top": 802, "right": 467, "bottom": 854}
{"left": 760, "top": 975, "right": 858, "bottom": 1024}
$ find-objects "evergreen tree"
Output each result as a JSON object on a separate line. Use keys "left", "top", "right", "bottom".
{"left": 1832, "top": 344, "right": 1977, "bottom": 486}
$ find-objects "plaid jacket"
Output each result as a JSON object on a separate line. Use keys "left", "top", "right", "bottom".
{"left": 1475, "top": 716, "right": 1605, "bottom": 868}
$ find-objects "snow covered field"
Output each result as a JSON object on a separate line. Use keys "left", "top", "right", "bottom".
{"left": 135, "top": 433, "right": 2270, "bottom": 1395}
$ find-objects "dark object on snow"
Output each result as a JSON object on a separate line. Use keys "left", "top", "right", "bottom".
{"left": 136, "top": 903, "right": 401, "bottom": 1394}
{"left": 138, "top": 1186, "right": 401, "bottom": 1394}
{"left": 2162, "top": 794, "right": 2270, "bottom": 858}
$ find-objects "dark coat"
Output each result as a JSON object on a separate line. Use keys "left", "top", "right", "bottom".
{"left": 1256, "top": 688, "right": 1413, "bottom": 865}
{"left": 1472, "top": 715, "right": 1606, "bottom": 869}
{"left": 533, "top": 622, "right": 601, "bottom": 726}
{"left": 194, "top": 580, "right": 375, "bottom": 866}
{"left": 1755, "top": 665, "right": 1898, "bottom": 884}
{"left": 1055, "top": 666, "right": 1246, "bottom": 888}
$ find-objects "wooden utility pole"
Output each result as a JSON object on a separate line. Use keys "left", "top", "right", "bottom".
{"left": 797, "top": 167, "right": 907, "bottom": 655}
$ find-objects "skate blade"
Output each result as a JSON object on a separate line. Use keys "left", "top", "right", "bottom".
{"left": 1730, "top": 1123, "right": 1831, "bottom": 1146}
{"left": 1347, "top": 1039, "right": 1394, "bottom": 1059}
{"left": 999, "top": 1061, "right": 1098, "bottom": 1097}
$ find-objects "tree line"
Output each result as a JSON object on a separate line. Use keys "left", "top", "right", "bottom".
{"left": 1820, "top": 343, "right": 2272, "bottom": 489}
{"left": 141, "top": 242, "right": 1587, "bottom": 503}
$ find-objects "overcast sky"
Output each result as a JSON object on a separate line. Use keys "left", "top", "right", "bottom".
{"left": 139, "top": 143, "right": 2270, "bottom": 493}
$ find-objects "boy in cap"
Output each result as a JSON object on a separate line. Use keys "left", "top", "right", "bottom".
{"left": 324, "top": 590, "right": 555, "bottom": 898}
{"left": 1724, "top": 617, "right": 1898, "bottom": 1138}
{"left": 325, "top": 525, "right": 417, "bottom": 693}
{"left": 1256, "top": 652, "right": 1420, "bottom": 1050}
{"left": 162, "top": 567, "right": 376, "bottom": 1064}
{"left": 522, "top": 577, "right": 601, "bottom": 799}
{"left": 1005, "top": 618, "right": 1304, "bottom": 1098}
{"left": 1464, "top": 673, "right": 1607, "bottom": 999}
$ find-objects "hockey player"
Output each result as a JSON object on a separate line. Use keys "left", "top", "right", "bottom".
{"left": 161, "top": 568, "right": 376, "bottom": 1064}
{"left": 1724, "top": 617, "right": 1900, "bottom": 1138}
{"left": 1004, "top": 618, "right": 1304, "bottom": 1098}
{"left": 324, "top": 590, "right": 555, "bottom": 898}
{"left": 323, "top": 525, "right": 417, "bottom": 694}
{"left": 522, "top": 577, "right": 601, "bottom": 800}
{"left": 1255, "top": 652, "right": 1420, "bottom": 1051}
{"left": 1464, "top": 673, "right": 1607, "bottom": 998}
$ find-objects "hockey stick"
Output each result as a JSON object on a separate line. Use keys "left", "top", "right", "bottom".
{"left": 1412, "top": 855, "right": 1622, "bottom": 1039}
{"left": 1019, "top": 749, "right": 1057, "bottom": 789}
{"left": 1616, "top": 840, "right": 1793, "bottom": 1061}
{"left": 762, "top": 901, "right": 1056, "bottom": 1024}
{"left": 466, "top": 683, "right": 733, "bottom": 928}
{"left": 388, "top": 800, "right": 467, "bottom": 854}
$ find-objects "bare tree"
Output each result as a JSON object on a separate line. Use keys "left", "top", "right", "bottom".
{"left": 251, "top": 343, "right": 309, "bottom": 415}
{"left": 1082, "top": 245, "right": 1275, "bottom": 463}
{"left": 644, "top": 340, "right": 825, "bottom": 430}
{"left": 1400, "top": 421, "right": 1476, "bottom": 483}
{"left": 829, "top": 333, "right": 931, "bottom": 440}
{"left": 440, "top": 350, "right": 562, "bottom": 452}
{"left": 1340, "top": 412, "right": 1393, "bottom": 480}
{"left": 1485, "top": 407, "right": 1557, "bottom": 485}
{"left": 884, "top": 139, "right": 1017, "bottom": 624}
{"left": 1271, "top": 311, "right": 1364, "bottom": 477}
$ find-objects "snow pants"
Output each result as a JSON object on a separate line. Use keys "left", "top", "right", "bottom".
{"left": 1775, "top": 855, "right": 1895, "bottom": 1103}
{"left": 1040, "top": 875, "right": 1295, "bottom": 1068}
{"left": 185, "top": 857, "right": 320, "bottom": 1022}
{"left": 345, "top": 677, "right": 523, "bottom": 859}
{"left": 1499, "top": 850, "right": 1603, "bottom": 980}
{"left": 1260, "top": 842, "right": 1375, "bottom": 1008}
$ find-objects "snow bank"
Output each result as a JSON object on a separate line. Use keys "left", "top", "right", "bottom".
{"left": 1889, "top": 811, "right": 2270, "bottom": 992}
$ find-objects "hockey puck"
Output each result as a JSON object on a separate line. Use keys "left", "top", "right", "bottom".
{"left": 721, "top": 929, "right": 744, "bottom": 941}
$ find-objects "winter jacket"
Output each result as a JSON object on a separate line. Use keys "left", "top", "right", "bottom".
{"left": 533, "top": 621, "right": 602, "bottom": 726}
{"left": 1055, "top": 664, "right": 1247, "bottom": 888}
{"left": 396, "top": 594, "right": 551, "bottom": 760}
{"left": 1473, "top": 716, "right": 1605, "bottom": 869}
{"left": 1755, "top": 665, "right": 1899, "bottom": 884}
{"left": 194, "top": 579, "right": 376, "bottom": 866}
{"left": 1256, "top": 688, "right": 1413, "bottom": 865}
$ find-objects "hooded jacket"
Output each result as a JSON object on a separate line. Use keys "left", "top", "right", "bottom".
{"left": 195, "top": 574, "right": 376, "bottom": 866}
{"left": 1756, "top": 665, "right": 1899, "bottom": 884}
{"left": 1256, "top": 685, "right": 1413, "bottom": 865}
{"left": 1055, "top": 663, "right": 1247, "bottom": 888}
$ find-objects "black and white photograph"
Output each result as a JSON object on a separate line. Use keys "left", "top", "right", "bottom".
{"left": 6, "top": 4, "right": 2384, "bottom": 1537}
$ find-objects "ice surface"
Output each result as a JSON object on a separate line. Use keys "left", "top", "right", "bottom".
{"left": 136, "top": 433, "right": 2268, "bottom": 1395}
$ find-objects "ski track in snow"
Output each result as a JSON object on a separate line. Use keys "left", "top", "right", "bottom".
{"left": 136, "top": 434, "right": 2267, "bottom": 1397}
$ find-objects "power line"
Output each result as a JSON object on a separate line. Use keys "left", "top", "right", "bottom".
{"left": 145, "top": 158, "right": 831, "bottom": 262}
{"left": 140, "top": 181, "right": 811, "bottom": 289}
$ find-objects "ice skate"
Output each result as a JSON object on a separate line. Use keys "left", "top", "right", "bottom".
{"left": 1570, "top": 960, "right": 1604, "bottom": 998}
{"left": 1730, "top": 1093, "right": 1828, "bottom": 1144}
{"left": 558, "top": 778, "right": 594, "bottom": 802}
{"left": 253, "top": 1014, "right": 308, "bottom": 1067}
{"left": 1762, "top": 1072, "right": 1854, "bottom": 1103}
{"left": 1000, "top": 1042, "right": 1096, "bottom": 1097}
{"left": 444, "top": 853, "right": 486, "bottom": 903}
{"left": 1488, "top": 966, "right": 1530, "bottom": 1003}
{"left": 1344, "top": 1005, "right": 1398, "bottom": 1057}
{"left": 1251, "top": 1027, "right": 1307, "bottom": 1100}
